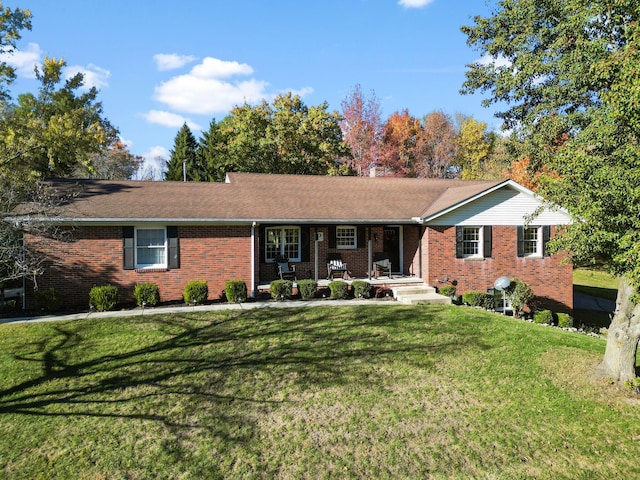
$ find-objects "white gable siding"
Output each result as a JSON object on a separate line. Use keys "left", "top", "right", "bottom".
{"left": 427, "top": 186, "right": 572, "bottom": 226}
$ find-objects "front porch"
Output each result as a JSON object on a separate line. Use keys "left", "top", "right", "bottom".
{"left": 256, "top": 275, "right": 451, "bottom": 305}
{"left": 257, "top": 274, "right": 424, "bottom": 291}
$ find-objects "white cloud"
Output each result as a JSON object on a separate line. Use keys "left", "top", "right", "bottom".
{"left": 134, "top": 146, "right": 170, "bottom": 180}
{"left": 0, "top": 42, "right": 42, "bottom": 78}
{"left": 140, "top": 109, "right": 202, "bottom": 130}
{"left": 153, "top": 56, "right": 313, "bottom": 115}
{"left": 153, "top": 53, "right": 197, "bottom": 71}
{"left": 65, "top": 64, "right": 111, "bottom": 89}
{"left": 478, "top": 53, "right": 512, "bottom": 69}
{"left": 398, "top": 0, "right": 435, "bottom": 8}
{"left": 190, "top": 57, "right": 253, "bottom": 78}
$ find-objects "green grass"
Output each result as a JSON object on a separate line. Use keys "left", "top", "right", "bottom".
{"left": 573, "top": 268, "right": 620, "bottom": 328}
{"left": 1, "top": 305, "right": 639, "bottom": 479}
{"left": 574, "top": 268, "right": 619, "bottom": 301}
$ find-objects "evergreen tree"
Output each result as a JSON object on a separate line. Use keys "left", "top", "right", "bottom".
{"left": 164, "top": 123, "right": 198, "bottom": 181}
{"left": 196, "top": 119, "right": 229, "bottom": 182}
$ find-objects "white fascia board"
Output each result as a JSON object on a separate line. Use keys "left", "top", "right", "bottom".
{"left": 421, "top": 180, "right": 571, "bottom": 223}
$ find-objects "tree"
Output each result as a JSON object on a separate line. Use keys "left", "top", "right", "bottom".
{"left": 379, "top": 109, "right": 421, "bottom": 176}
{"left": 197, "top": 119, "right": 229, "bottom": 182}
{"left": 340, "top": 84, "right": 383, "bottom": 176}
{"left": 165, "top": 123, "right": 198, "bottom": 181}
{"left": 0, "top": 6, "right": 117, "bottom": 290}
{"left": 72, "top": 140, "right": 143, "bottom": 180}
{"left": 216, "top": 93, "right": 349, "bottom": 176}
{"left": 456, "top": 116, "right": 493, "bottom": 180}
{"left": 462, "top": 0, "right": 640, "bottom": 382}
{"left": 415, "top": 111, "right": 458, "bottom": 178}
{"left": 2, "top": 57, "right": 117, "bottom": 183}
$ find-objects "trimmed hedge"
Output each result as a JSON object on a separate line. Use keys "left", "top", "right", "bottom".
{"left": 352, "top": 280, "right": 371, "bottom": 299}
{"left": 270, "top": 280, "right": 293, "bottom": 301}
{"left": 533, "top": 309, "right": 554, "bottom": 325}
{"left": 184, "top": 280, "right": 208, "bottom": 304}
{"left": 133, "top": 282, "right": 160, "bottom": 307}
{"left": 557, "top": 313, "right": 574, "bottom": 328}
{"left": 225, "top": 280, "right": 248, "bottom": 303}
{"left": 297, "top": 279, "right": 317, "bottom": 300}
{"left": 438, "top": 284, "right": 457, "bottom": 298}
{"left": 329, "top": 280, "right": 349, "bottom": 300}
{"left": 462, "top": 290, "right": 494, "bottom": 309}
{"left": 89, "top": 285, "right": 118, "bottom": 312}
{"left": 35, "top": 287, "right": 64, "bottom": 313}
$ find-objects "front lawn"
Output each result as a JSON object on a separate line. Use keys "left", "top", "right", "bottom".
{"left": 1, "top": 305, "right": 638, "bottom": 479}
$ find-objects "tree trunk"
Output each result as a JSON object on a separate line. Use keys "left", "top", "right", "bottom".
{"left": 595, "top": 277, "right": 640, "bottom": 383}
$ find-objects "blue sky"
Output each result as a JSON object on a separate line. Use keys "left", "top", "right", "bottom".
{"left": 3, "top": 0, "right": 499, "bottom": 177}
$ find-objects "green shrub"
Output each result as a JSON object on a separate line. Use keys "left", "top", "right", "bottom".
{"left": 225, "top": 280, "right": 247, "bottom": 303}
{"left": 184, "top": 280, "right": 208, "bottom": 304}
{"left": 133, "top": 282, "right": 160, "bottom": 307}
{"left": 270, "top": 280, "right": 293, "bottom": 301}
{"left": 533, "top": 309, "right": 554, "bottom": 325}
{"left": 439, "top": 284, "right": 457, "bottom": 297}
{"left": 35, "top": 287, "right": 63, "bottom": 313}
{"left": 297, "top": 279, "right": 317, "bottom": 300}
{"left": 329, "top": 280, "right": 349, "bottom": 300}
{"left": 89, "top": 285, "right": 118, "bottom": 312}
{"left": 462, "top": 290, "right": 492, "bottom": 308}
{"left": 557, "top": 313, "right": 574, "bottom": 328}
{"left": 507, "top": 278, "right": 534, "bottom": 318}
{"left": 352, "top": 280, "right": 371, "bottom": 299}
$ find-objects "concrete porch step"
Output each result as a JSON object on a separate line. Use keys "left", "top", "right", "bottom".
{"left": 392, "top": 284, "right": 452, "bottom": 306}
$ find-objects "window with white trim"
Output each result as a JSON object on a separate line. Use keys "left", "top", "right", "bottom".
{"left": 136, "top": 228, "right": 167, "bottom": 268}
{"left": 462, "top": 226, "right": 482, "bottom": 257}
{"left": 522, "top": 226, "right": 543, "bottom": 256}
{"left": 336, "top": 225, "right": 357, "bottom": 249}
{"left": 265, "top": 226, "right": 301, "bottom": 261}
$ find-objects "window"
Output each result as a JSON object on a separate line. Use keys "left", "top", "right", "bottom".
{"left": 523, "top": 227, "right": 540, "bottom": 256}
{"left": 336, "top": 226, "right": 357, "bottom": 249}
{"left": 456, "top": 225, "right": 492, "bottom": 259}
{"left": 265, "top": 226, "right": 301, "bottom": 261}
{"left": 518, "top": 225, "right": 549, "bottom": 257}
{"left": 136, "top": 228, "right": 167, "bottom": 268}
{"left": 462, "top": 227, "right": 481, "bottom": 257}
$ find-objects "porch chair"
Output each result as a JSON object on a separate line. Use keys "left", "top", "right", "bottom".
{"left": 373, "top": 252, "right": 392, "bottom": 279}
{"left": 326, "top": 253, "right": 349, "bottom": 279}
{"left": 274, "top": 255, "right": 296, "bottom": 281}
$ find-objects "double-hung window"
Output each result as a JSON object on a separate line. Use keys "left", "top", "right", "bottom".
{"left": 336, "top": 226, "right": 357, "bottom": 249}
{"left": 136, "top": 228, "right": 167, "bottom": 268}
{"left": 462, "top": 227, "right": 481, "bottom": 257}
{"left": 265, "top": 226, "right": 301, "bottom": 262}
{"left": 517, "top": 225, "right": 549, "bottom": 257}
{"left": 456, "top": 225, "right": 492, "bottom": 259}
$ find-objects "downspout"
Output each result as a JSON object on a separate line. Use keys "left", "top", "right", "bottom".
{"left": 251, "top": 221, "right": 257, "bottom": 298}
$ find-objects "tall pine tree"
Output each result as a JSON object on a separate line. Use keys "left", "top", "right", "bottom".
{"left": 196, "top": 119, "right": 229, "bottom": 182}
{"left": 164, "top": 123, "right": 199, "bottom": 181}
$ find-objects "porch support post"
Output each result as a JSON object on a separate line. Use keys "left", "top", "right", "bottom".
{"left": 418, "top": 225, "right": 423, "bottom": 280}
{"left": 367, "top": 227, "right": 372, "bottom": 280}
{"left": 251, "top": 222, "right": 257, "bottom": 298}
{"left": 314, "top": 228, "right": 319, "bottom": 282}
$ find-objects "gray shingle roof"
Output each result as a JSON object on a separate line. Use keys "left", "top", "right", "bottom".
{"left": 38, "top": 173, "right": 502, "bottom": 224}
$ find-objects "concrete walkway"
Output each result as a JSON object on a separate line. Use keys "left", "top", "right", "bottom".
{"left": 0, "top": 298, "right": 390, "bottom": 325}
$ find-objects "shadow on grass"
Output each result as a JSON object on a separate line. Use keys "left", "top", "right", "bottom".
{"left": 0, "top": 305, "right": 492, "bottom": 445}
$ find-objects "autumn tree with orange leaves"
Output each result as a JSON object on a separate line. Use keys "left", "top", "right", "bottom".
{"left": 339, "top": 84, "right": 383, "bottom": 176}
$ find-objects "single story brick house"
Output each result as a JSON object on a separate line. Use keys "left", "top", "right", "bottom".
{"left": 21, "top": 172, "right": 573, "bottom": 311}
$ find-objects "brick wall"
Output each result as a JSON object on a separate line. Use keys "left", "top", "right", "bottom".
{"left": 25, "top": 225, "right": 255, "bottom": 310}
{"left": 420, "top": 225, "right": 573, "bottom": 312}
